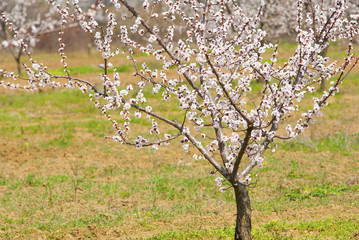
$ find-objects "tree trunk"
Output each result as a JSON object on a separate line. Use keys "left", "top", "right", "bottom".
{"left": 319, "top": 46, "right": 329, "bottom": 91}
{"left": 16, "top": 58, "right": 21, "bottom": 76}
{"left": 233, "top": 183, "right": 252, "bottom": 240}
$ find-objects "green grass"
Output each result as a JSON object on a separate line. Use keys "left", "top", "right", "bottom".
{"left": 254, "top": 218, "right": 359, "bottom": 240}
{"left": 40, "top": 133, "right": 74, "bottom": 149}
{"left": 280, "top": 132, "right": 359, "bottom": 154}
{"left": 147, "top": 217, "right": 359, "bottom": 240}
{"left": 147, "top": 227, "right": 233, "bottom": 240}
{"left": 284, "top": 183, "right": 354, "bottom": 201}
{"left": 48, "top": 64, "right": 134, "bottom": 75}
{"left": 0, "top": 90, "right": 96, "bottom": 125}
{"left": 1, "top": 155, "right": 356, "bottom": 237}
{"left": 0, "top": 87, "right": 184, "bottom": 140}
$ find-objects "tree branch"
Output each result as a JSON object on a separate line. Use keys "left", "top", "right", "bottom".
{"left": 232, "top": 124, "right": 253, "bottom": 179}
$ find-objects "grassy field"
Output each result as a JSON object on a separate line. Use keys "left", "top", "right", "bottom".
{"left": 0, "top": 44, "right": 359, "bottom": 239}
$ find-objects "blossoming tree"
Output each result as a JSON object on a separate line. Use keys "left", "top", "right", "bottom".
{"left": 0, "top": 0, "right": 62, "bottom": 75}
{"left": 234, "top": 0, "right": 359, "bottom": 89}
{"left": 236, "top": 0, "right": 358, "bottom": 41}
{"left": 0, "top": 0, "right": 358, "bottom": 239}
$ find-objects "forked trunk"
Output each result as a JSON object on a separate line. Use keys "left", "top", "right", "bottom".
{"left": 233, "top": 183, "right": 252, "bottom": 240}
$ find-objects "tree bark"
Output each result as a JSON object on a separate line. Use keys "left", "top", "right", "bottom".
{"left": 16, "top": 57, "right": 21, "bottom": 76}
{"left": 233, "top": 183, "right": 252, "bottom": 240}
{"left": 319, "top": 46, "right": 329, "bottom": 91}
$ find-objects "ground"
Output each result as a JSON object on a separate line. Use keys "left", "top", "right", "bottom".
{"left": 0, "top": 44, "right": 358, "bottom": 239}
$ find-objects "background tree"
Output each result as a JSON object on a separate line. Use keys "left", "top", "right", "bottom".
{"left": 0, "top": 0, "right": 62, "bottom": 75}
{"left": 0, "top": 0, "right": 358, "bottom": 239}
{"left": 234, "top": 0, "right": 359, "bottom": 88}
